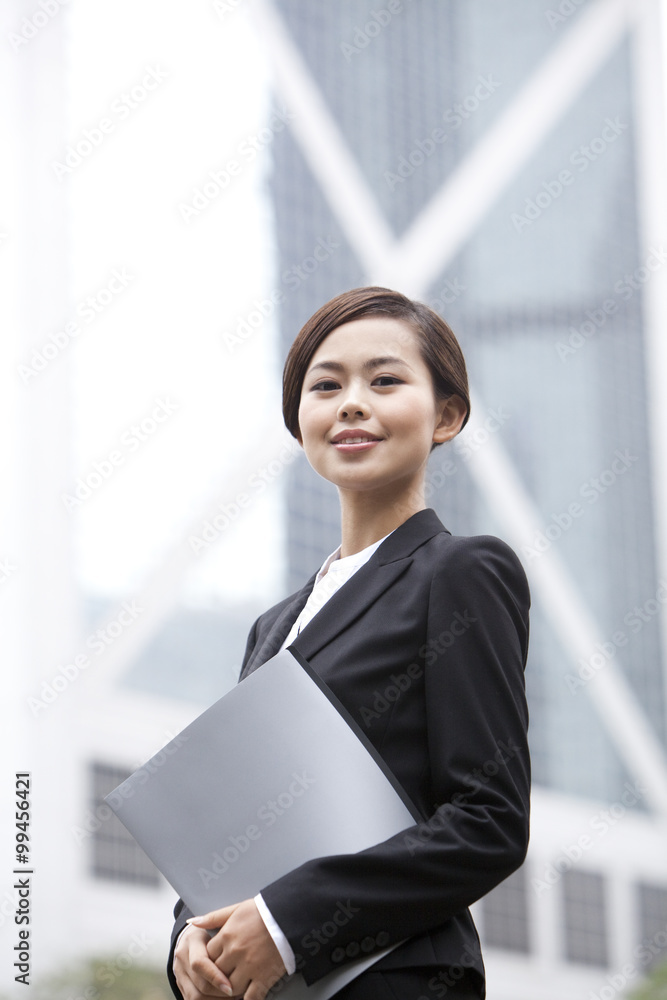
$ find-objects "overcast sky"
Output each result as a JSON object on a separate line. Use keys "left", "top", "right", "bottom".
{"left": 65, "top": 1, "right": 289, "bottom": 608}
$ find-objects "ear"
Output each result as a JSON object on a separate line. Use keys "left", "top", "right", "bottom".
{"left": 432, "top": 394, "right": 468, "bottom": 445}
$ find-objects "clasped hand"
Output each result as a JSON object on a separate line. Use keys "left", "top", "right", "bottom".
{"left": 173, "top": 898, "right": 287, "bottom": 1000}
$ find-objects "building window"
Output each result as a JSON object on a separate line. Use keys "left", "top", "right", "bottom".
{"left": 481, "top": 865, "right": 530, "bottom": 953}
{"left": 637, "top": 882, "right": 667, "bottom": 968}
{"left": 90, "top": 762, "right": 160, "bottom": 887}
{"left": 562, "top": 870, "right": 609, "bottom": 967}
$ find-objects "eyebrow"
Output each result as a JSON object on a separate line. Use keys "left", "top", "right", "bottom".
{"left": 306, "top": 356, "right": 413, "bottom": 376}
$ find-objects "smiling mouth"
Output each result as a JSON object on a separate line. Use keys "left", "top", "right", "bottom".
{"left": 331, "top": 436, "right": 382, "bottom": 451}
{"left": 333, "top": 436, "right": 380, "bottom": 444}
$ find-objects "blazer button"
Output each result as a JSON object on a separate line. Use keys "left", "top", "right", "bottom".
{"left": 376, "top": 931, "right": 390, "bottom": 947}
{"left": 360, "top": 936, "right": 376, "bottom": 953}
{"left": 331, "top": 947, "right": 346, "bottom": 964}
{"left": 345, "top": 942, "right": 360, "bottom": 958}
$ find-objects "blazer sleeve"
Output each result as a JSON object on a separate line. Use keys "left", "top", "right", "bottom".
{"left": 260, "top": 535, "right": 531, "bottom": 986}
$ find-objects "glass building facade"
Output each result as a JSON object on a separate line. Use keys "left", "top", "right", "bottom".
{"left": 265, "top": 0, "right": 667, "bottom": 989}
{"left": 269, "top": 0, "right": 664, "bottom": 805}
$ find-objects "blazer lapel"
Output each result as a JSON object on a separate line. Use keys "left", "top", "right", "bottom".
{"left": 241, "top": 574, "right": 316, "bottom": 678}
{"left": 241, "top": 508, "right": 448, "bottom": 678}
{"left": 293, "top": 557, "right": 410, "bottom": 661}
{"left": 295, "top": 508, "right": 449, "bottom": 662}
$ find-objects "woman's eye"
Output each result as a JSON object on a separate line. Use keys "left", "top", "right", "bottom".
{"left": 373, "top": 375, "right": 402, "bottom": 386}
{"left": 311, "top": 380, "right": 339, "bottom": 391}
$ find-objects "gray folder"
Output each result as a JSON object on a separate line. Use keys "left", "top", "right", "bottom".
{"left": 106, "top": 647, "right": 419, "bottom": 999}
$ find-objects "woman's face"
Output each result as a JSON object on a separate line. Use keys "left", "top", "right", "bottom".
{"left": 296, "top": 317, "right": 465, "bottom": 501}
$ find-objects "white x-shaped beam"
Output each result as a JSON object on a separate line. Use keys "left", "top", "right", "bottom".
{"left": 251, "top": 0, "right": 667, "bottom": 817}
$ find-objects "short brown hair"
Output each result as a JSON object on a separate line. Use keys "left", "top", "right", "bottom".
{"left": 282, "top": 286, "right": 470, "bottom": 442}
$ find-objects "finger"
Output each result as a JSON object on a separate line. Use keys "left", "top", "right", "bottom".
{"left": 190, "top": 953, "right": 234, "bottom": 996}
{"left": 174, "top": 956, "right": 232, "bottom": 998}
{"left": 204, "top": 919, "right": 238, "bottom": 963}
{"left": 206, "top": 931, "right": 226, "bottom": 964}
{"left": 187, "top": 904, "right": 237, "bottom": 930}
{"left": 185, "top": 967, "right": 233, "bottom": 997}
{"left": 244, "top": 970, "right": 283, "bottom": 1000}
{"left": 244, "top": 981, "right": 268, "bottom": 1000}
{"left": 243, "top": 959, "right": 288, "bottom": 1000}
{"left": 175, "top": 926, "right": 234, "bottom": 997}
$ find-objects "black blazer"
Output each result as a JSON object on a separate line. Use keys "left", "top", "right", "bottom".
{"left": 168, "top": 508, "right": 530, "bottom": 999}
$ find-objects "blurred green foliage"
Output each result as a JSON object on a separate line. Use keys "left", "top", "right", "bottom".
{"left": 28, "top": 958, "right": 172, "bottom": 1000}
{"left": 629, "top": 960, "right": 667, "bottom": 1000}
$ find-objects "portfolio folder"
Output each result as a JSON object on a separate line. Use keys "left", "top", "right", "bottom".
{"left": 106, "top": 646, "right": 419, "bottom": 999}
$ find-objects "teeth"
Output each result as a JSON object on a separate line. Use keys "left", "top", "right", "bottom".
{"left": 337, "top": 437, "right": 374, "bottom": 444}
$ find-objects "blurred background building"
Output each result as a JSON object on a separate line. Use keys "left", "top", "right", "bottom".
{"left": 265, "top": 1, "right": 667, "bottom": 994}
{"left": 1, "top": 1, "right": 667, "bottom": 998}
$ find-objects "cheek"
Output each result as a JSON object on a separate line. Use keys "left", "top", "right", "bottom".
{"left": 391, "top": 399, "right": 434, "bottom": 437}
{"left": 296, "top": 395, "right": 309, "bottom": 433}
{"left": 297, "top": 397, "right": 322, "bottom": 444}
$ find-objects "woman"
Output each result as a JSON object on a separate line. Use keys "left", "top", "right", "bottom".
{"left": 168, "top": 287, "right": 530, "bottom": 1000}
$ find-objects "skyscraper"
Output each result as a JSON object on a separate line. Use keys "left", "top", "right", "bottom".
{"left": 263, "top": 1, "right": 667, "bottom": 994}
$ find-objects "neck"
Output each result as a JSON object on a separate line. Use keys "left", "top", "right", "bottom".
{"left": 337, "top": 482, "right": 426, "bottom": 557}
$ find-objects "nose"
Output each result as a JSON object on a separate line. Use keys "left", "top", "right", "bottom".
{"left": 337, "top": 389, "right": 370, "bottom": 421}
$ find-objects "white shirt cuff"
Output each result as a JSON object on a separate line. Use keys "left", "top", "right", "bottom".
{"left": 254, "top": 893, "right": 296, "bottom": 976}
{"left": 175, "top": 924, "right": 190, "bottom": 947}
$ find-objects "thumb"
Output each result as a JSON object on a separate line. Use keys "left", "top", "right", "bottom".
{"left": 187, "top": 903, "right": 237, "bottom": 929}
